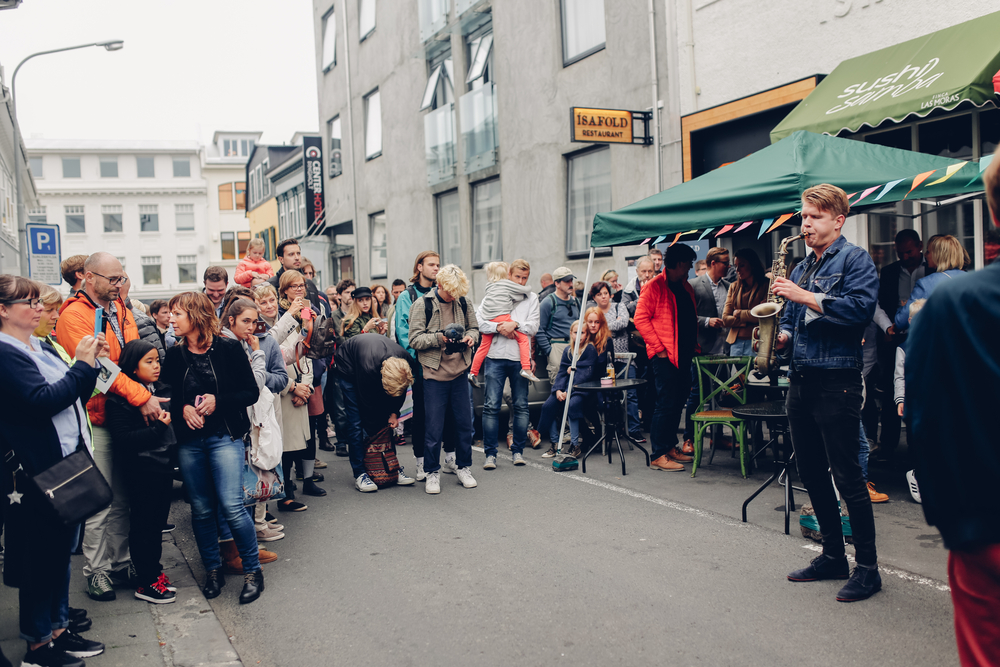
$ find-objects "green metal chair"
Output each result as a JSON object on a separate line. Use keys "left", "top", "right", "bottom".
{"left": 690, "top": 355, "right": 754, "bottom": 478}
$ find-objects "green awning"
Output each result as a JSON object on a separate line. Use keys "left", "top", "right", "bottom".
{"left": 771, "top": 11, "right": 1000, "bottom": 142}
{"left": 590, "top": 131, "right": 986, "bottom": 248}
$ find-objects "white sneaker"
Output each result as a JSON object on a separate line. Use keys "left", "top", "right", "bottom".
{"left": 519, "top": 369, "right": 542, "bottom": 383}
{"left": 425, "top": 471, "right": 441, "bottom": 494}
{"left": 906, "top": 470, "right": 921, "bottom": 504}
{"left": 512, "top": 452, "right": 525, "bottom": 466}
{"left": 415, "top": 461, "right": 427, "bottom": 481}
{"left": 483, "top": 455, "right": 497, "bottom": 470}
{"left": 441, "top": 457, "right": 458, "bottom": 475}
{"left": 455, "top": 467, "right": 478, "bottom": 489}
{"left": 355, "top": 473, "right": 378, "bottom": 493}
{"left": 397, "top": 468, "right": 415, "bottom": 486}
{"left": 256, "top": 526, "right": 285, "bottom": 542}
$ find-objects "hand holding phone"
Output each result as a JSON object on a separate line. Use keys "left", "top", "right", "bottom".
{"left": 254, "top": 320, "right": 268, "bottom": 335}
{"left": 301, "top": 307, "right": 314, "bottom": 321}
{"left": 94, "top": 307, "right": 104, "bottom": 338}
{"left": 195, "top": 395, "right": 205, "bottom": 408}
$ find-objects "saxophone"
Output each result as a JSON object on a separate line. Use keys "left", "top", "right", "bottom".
{"left": 750, "top": 233, "right": 804, "bottom": 375}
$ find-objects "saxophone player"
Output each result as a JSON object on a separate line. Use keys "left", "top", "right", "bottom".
{"left": 771, "top": 183, "right": 881, "bottom": 602}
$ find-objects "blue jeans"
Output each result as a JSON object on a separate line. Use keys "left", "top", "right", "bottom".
{"left": 730, "top": 338, "right": 754, "bottom": 357}
{"left": 538, "top": 393, "right": 581, "bottom": 448}
{"left": 482, "top": 358, "right": 529, "bottom": 457}
{"left": 179, "top": 434, "right": 260, "bottom": 573}
{"left": 423, "top": 375, "right": 474, "bottom": 474}
{"left": 651, "top": 356, "right": 690, "bottom": 460}
{"left": 338, "top": 376, "right": 370, "bottom": 479}
{"left": 616, "top": 361, "right": 642, "bottom": 435}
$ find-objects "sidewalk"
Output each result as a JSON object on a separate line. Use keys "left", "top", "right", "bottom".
{"left": 1, "top": 528, "right": 241, "bottom": 667}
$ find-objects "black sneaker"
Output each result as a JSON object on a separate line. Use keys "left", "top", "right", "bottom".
{"left": 68, "top": 616, "right": 92, "bottom": 634}
{"left": 135, "top": 574, "right": 177, "bottom": 604}
{"left": 68, "top": 608, "right": 88, "bottom": 623}
{"left": 787, "top": 554, "right": 850, "bottom": 582}
{"left": 836, "top": 565, "right": 882, "bottom": 602}
{"left": 162, "top": 523, "right": 176, "bottom": 533}
{"left": 20, "top": 641, "right": 84, "bottom": 667}
{"left": 53, "top": 629, "right": 105, "bottom": 658}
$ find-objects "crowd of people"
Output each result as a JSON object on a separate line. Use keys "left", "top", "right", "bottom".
{"left": 1, "top": 156, "right": 998, "bottom": 665}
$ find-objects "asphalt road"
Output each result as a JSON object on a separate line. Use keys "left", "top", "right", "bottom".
{"left": 171, "top": 448, "right": 958, "bottom": 667}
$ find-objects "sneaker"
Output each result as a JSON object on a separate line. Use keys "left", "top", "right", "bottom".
{"left": 787, "top": 554, "right": 850, "bottom": 582}
{"left": 158, "top": 573, "right": 178, "bottom": 592}
{"left": 468, "top": 372, "right": 481, "bottom": 388}
{"left": 836, "top": 565, "right": 882, "bottom": 602}
{"left": 269, "top": 523, "right": 285, "bottom": 532}
{"left": 397, "top": 468, "right": 416, "bottom": 486}
{"left": 21, "top": 641, "right": 86, "bottom": 667}
{"left": 162, "top": 523, "right": 176, "bottom": 533}
{"left": 650, "top": 455, "right": 684, "bottom": 472}
{"left": 87, "top": 572, "right": 115, "bottom": 601}
{"left": 425, "top": 471, "right": 441, "bottom": 494}
{"left": 455, "top": 467, "right": 478, "bottom": 489}
{"left": 541, "top": 446, "right": 557, "bottom": 459}
{"left": 906, "top": 470, "right": 922, "bottom": 504}
{"left": 519, "top": 369, "right": 541, "bottom": 382}
{"left": 265, "top": 512, "right": 278, "bottom": 523}
{"left": 568, "top": 445, "right": 582, "bottom": 458}
{"left": 256, "top": 526, "right": 285, "bottom": 542}
{"left": 667, "top": 449, "right": 694, "bottom": 463}
{"left": 483, "top": 455, "right": 497, "bottom": 470}
{"left": 867, "top": 481, "right": 889, "bottom": 503}
{"left": 512, "top": 452, "right": 526, "bottom": 466}
{"left": 527, "top": 429, "right": 542, "bottom": 449}
{"left": 135, "top": 575, "right": 177, "bottom": 604}
{"left": 415, "top": 461, "right": 427, "bottom": 482}
{"left": 355, "top": 473, "right": 378, "bottom": 493}
{"left": 313, "top": 458, "right": 328, "bottom": 469}
{"left": 441, "top": 457, "right": 458, "bottom": 475}
{"left": 53, "top": 630, "right": 105, "bottom": 658}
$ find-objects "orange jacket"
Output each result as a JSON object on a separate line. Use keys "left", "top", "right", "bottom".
{"left": 234, "top": 256, "right": 275, "bottom": 287}
{"left": 634, "top": 273, "right": 700, "bottom": 367}
{"left": 55, "top": 291, "right": 151, "bottom": 426}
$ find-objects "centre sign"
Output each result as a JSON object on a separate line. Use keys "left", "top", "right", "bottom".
{"left": 571, "top": 107, "right": 652, "bottom": 145}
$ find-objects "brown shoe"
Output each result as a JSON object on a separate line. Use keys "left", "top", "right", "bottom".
{"left": 220, "top": 539, "right": 243, "bottom": 575}
{"left": 667, "top": 449, "right": 694, "bottom": 463}
{"left": 680, "top": 439, "right": 695, "bottom": 455}
{"left": 258, "top": 548, "right": 278, "bottom": 564}
{"left": 713, "top": 436, "right": 733, "bottom": 450}
{"left": 651, "top": 455, "right": 684, "bottom": 471}
{"left": 528, "top": 429, "right": 542, "bottom": 449}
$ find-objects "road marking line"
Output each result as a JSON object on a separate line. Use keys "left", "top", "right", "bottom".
{"left": 801, "top": 543, "right": 950, "bottom": 592}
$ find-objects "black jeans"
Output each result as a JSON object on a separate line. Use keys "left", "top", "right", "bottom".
{"left": 786, "top": 368, "right": 877, "bottom": 566}
{"left": 876, "top": 342, "right": 902, "bottom": 453}
{"left": 125, "top": 468, "right": 174, "bottom": 586}
{"left": 650, "top": 355, "right": 690, "bottom": 460}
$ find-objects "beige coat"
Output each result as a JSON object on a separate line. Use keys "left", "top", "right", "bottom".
{"left": 277, "top": 329, "right": 313, "bottom": 453}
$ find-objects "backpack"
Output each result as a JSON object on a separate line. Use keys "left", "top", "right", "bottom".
{"left": 301, "top": 314, "right": 338, "bottom": 359}
{"left": 544, "top": 293, "right": 580, "bottom": 332}
{"left": 423, "top": 292, "right": 468, "bottom": 328}
{"left": 363, "top": 426, "right": 401, "bottom": 488}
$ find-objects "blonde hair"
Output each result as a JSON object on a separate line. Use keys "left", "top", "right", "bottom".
{"left": 802, "top": 183, "right": 850, "bottom": 219}
{"left": 39, "top": 284, "right": 63, "bottom": 308}
{"left": 435, "top": 264, "right": 469, "bottom": 298}
{"left": 253, "top": 283, "right": 278, "bottom": 302}
{"left": 246, "top": 238, "right": 266, "bottom": 256}
{"left": 381, "top": 357, "right": 414, "bottom": 397}
{"left": 278, "top": 270, "right": 306, "bottom": 313}
{"left": 341, "top": 295, "right": 372, "bottom": 335}
{"left": 927, "top": 235, "right": 969, "bottom": 272}
{"left": 485, "top": 261, "right": 509, "bottom": 283}
{"left": 509, "top": 259, "right": 530, "bottom": 275}
{"left": 908, "top": 298, "right": 927, "bottom": 321}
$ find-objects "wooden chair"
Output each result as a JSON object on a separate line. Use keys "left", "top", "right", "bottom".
{"left": 690, "top": 355, "right": 754, "bottom": 478}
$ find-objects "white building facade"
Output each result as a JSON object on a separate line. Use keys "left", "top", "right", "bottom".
{"left": 202, "top": 131, "right": 259, "bottom": 280}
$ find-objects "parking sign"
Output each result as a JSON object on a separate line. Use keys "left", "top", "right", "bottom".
{"left": 26, "top": 223, "right": 62, "bottom": 285}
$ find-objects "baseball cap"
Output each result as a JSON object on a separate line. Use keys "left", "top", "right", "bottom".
{"left": 552, "top": 266, "right": 575, "bottom": 282}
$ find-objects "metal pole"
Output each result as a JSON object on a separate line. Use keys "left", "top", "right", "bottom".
{"left": 555, "top": 246, "right": 595, "bottom": 458}
{"left": 647, "top": 0, "right": 661, "bottom": 193}
{"left": 341, "top": 0, "right": 361, "bottom": 282}
{"left": 11, "top": 41, "right": 124, "bottom": 277}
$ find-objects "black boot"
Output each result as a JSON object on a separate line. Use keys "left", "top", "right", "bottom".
{"left": 202, "top": 569, "right": 225, "bottom": 599}
{"left": 314, "top": 416, "right": 336, "bottom": 451}
{"left": 239, "top": 569, "right": 265, "bottom": 604}
{"left": 302, "top": 479, "right": 327, "bottom": 496}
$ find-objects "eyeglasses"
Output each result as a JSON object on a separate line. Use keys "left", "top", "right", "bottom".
{"left": 2, "top": 298, "right": 43, "bottom": 308}
{"left": 91, "top": 272, "right": 128, "bottom": 286}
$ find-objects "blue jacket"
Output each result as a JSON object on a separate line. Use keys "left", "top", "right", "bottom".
{"left": 779, "top": 235, "right": 878, "bottom": 371}
{"left": 892, "top": 269, "right": 964, "bottom": 332}
{"left": 551, "top": 343, "right": 606, "bottom": 393}
{"left": 394, "top": 283, "right": 432, "bottom": 359}
{"left": 0, "top": 339, "right": 98, "bottom": 476}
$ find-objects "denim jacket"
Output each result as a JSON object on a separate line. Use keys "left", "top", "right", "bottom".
{"left": 779, "top": 235, "right": 878, "bottom": 371}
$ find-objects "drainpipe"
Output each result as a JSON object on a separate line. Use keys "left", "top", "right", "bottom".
{"left": 647, "top": 0, "right": 662, "bottom": 193}
{"left": 342, "top": 0, "right": 361, "bottom": 281}
{"left": 682, "top": 0, "right": 698, "bottom": 110}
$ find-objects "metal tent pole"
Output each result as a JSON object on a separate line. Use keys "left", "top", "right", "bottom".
{"left": 554, "top": 247, "right": 595, "bottom": 464}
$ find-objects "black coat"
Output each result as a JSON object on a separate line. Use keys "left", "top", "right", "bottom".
{"left": 161, "top": 337, "right": 258, "bottom": 443}
{"left": 335, "top": 334, "right": 409, "bottom": 436}
{"left": 106, "top": 382, "right": 175, "bottom": 473}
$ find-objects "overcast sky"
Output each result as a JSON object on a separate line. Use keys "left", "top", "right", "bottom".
{"left": 0, "top": 0, "right": 319, "bottom": 146}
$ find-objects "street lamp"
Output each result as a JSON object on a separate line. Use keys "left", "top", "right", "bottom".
{"left": 11, "top": 40, "right": 124, "bottom": 276}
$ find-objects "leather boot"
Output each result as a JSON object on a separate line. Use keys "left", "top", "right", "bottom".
{"left": 219, "top": 539, "right": 242, "bottom": 575}
{"left": 202, "top": 569, "right": 225, "bottom": 599}
{"left": 258, "top": 548, "right": 278, "bottom": 564}
{"left": 239, "top": 569, "right": 265, "bottom": 604}
{"left": 314, "top": 416, "right": 336, "bottom": 451}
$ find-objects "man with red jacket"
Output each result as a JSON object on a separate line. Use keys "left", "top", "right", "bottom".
{"left": 634, "top": 243, "right": 699, "bottom": 472}
{"left": 56, "top": 252, "right": 163, "bottom": 602}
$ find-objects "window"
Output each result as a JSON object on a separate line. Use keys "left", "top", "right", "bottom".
{"left": 472, "top": 178, "right": 501, "bottom": 265}
{"left": 99, "top": 157, "right": 118, "bottom": 178}
{"left": 466, "top": 33, "right": 492, "bottom": 85}
{"left": 370, "top": 212, "right": 387, "bottom": 278}
{"left": 298, "top": 192, "right": 306, "bottom": 233}
{"left": 141, "top": 256, "right": 162, "bottom": 285}
{"left": 137, "top": 156, "right": 155, "bottom": 178}
{"left": 117, "top": 257, "right": 126, "bottom": 270}
{"left": 560, "top": 0, "right": 606, "bottom": 65}
{"left": 328, "top": 116, "right": 343, "bottom": 177}
{"left": 364, "top": 90, "right": 382, "bottom": 160}
{"left": 221, "top": 231, "right": 236, "bottom": 260}
{"left": 238, "top": 231, "right": 251, "bottom": 257}
{"left": 176, "top": 204, "right": 194, "bottom": 230}
{"left": 28, "top": 207, "right": 46, "bottom": 223}
{"left": 420, "top": 54, "right": 454, "bottom": 111}
{"left": 65, "top": 205, "right": 85, "bottom": 234}
{"left": 139, "top": 204, "right": 159, "bottom": 232}
{"left": 566, "top": 147, "right": 611, "bottom": 255}
{"left": 29, "top": 156, "right": 42, "bottom": 178}
{"left": 62, "top": 157, "right": 81, "bottom": 178}
{"left": 235, "top": 182, "right": 246, "bottom": 210}
{"left": 244, "top": 139, "right": 254, "bottom": 156}
{"left": 178, "top": 255, "right": 197, "bottom": 284}
{"left": 102, "top": 205, "right": 123, "bottom": 233}
{"left": 359, "top": 0, "right": 376, "bottom": 41}
{"left": 172, "top": 157, "right": 191, "bottom": 177}
{"left": 219, "top": 183, "right": 234, "bottom": 210}
{"left": 322, "top": 6, "right": 336, "bottom": 70}
{"left": 249, "top": 170, "right": 257, "bottom": 207}
{"left": 436, "top": 190, "right": 461, "bottom": 266}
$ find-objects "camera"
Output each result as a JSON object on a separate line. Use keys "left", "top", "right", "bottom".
{"left": 442, "top": 323, "right": 466, "bottom": 355}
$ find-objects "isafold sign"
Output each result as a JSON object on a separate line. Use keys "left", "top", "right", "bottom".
{"left": 571, "top": 107, "right": 652, "bottom": 145}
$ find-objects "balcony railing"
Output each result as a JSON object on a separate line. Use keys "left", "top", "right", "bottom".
{"left": 460, "top": 83, "right": 498, "bottom": 174}
{"left": 425, "top": 103, "right": 457, "bottom": 186}
{"left": 419, "top": 0, "right": 450, "bottom": 42}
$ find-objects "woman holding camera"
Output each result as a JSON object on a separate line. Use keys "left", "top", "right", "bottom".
{"left": 341, "top": 286, "right": 388, "bottom": 339}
